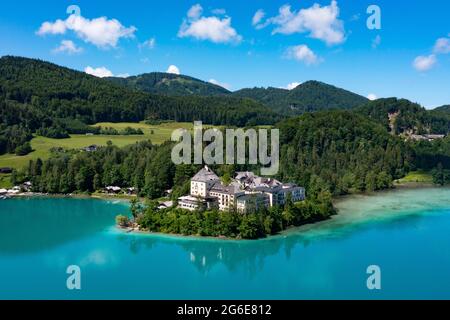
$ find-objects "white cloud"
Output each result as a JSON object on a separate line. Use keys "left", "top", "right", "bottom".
{"left": 52, "top": 40, "right": 83, "bottom": 54}
{"left": 37, "top": 14, "right": 136, "bottom": 48}
{"left": 167, "top": 65, "right": 180, "bottom": 75}
{"left": 412, "top": 35, "right": 450, "bottom": 72}
{"left": 257, "top": 1, "right": 345, "bottom": 46}
{"left": 212, "top": 8, "right": 226, "bottom": 15}
{"left": 116, "top": 73, "right": 130, "bottom": 78}
{"left": 139, "top": 37, "right": 156, "bottom": 50}
{"left": 413, "top": 54, "right": 437, "bottom": 72}
{"left": 178, "top": 4, "right": 242, "bottom": 44}
{"left": 433, "top": 36, "right": 450, "bottom": 54}
{"left": 285, "top": 82, "right": 302, "bottom": 90}
{"left": 188, "top": 4, "right": 203, "bottom": 20}
{"left": 285, "top": 45, "right": 321, "bottom": 65}
{"left": 252, "top": 9, "right": 266, "bottom": 27}
{"left": 84, "top": 66, "right": 114, "bottom": 78}
{"left": 372, "top": 35, "right": 381, "bottom": 49}
{"left": 209, "top": 79, "right": 231, "bottom": 90}
{"left": 37, "top": 19, "right": 67, "bottom": 35}
{"left": 367, "top": 93, "right": 377, "bottom": 100}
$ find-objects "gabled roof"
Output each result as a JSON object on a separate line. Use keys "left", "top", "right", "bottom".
{"left": 192, "top": 166, "right": 220, "bottom": 182}
{"left": 210, "top": 181, "right": 243, "bottom": 195}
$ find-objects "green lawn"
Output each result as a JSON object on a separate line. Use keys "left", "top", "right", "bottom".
{"left": 0, "top": 121, "right": 194, "bottom": 170}
{"left": 0, "top": 173, "right": 13, "bottom": 189}
{"left": 396, "top": 171, "right": 433, "bottom": 184}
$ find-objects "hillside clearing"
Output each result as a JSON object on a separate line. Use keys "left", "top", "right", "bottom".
{"left": 0, "top": 122, "right": 194, "bottom": 170}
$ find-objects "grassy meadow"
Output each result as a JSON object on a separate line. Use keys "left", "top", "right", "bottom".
{"left": 0, "top": 122, "right": 193, "bottom": 170}
{"left": 395, "top": 171, "right": 433, "bottom": 184}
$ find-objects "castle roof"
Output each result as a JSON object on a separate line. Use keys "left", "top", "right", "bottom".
{"left": 210, "top": 181, "right": 243, "bottom": 195}
{"left": 192, "top": 166, "right": 220, "bottom": 182}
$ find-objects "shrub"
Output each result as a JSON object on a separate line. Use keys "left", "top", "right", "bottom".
{"left": 116, "top": 215, "right": 130, "bottom": 227}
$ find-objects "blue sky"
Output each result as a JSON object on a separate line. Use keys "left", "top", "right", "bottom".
{"left": 0, "top": 0, "right": 449, "bottom": 108}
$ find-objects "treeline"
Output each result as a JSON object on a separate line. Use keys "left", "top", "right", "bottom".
{"left": 411, "top": 136, "right": 450, "bottom": 171}
{"left": 16, "top": 141, "right": 176, "bottom": 197}
{"left": 276, "top": 110, "right": 412, "bottom": 196}
{"left": 432, "top": 164, "right": 450, "bottom": 185}
{"left": 0, "top": 56, "right": 280, "bottom": 155}
{"left": 0, "top": 124, "right": 32, "bottom": 155}
{"left": 119, "top": 196, "right": 334, "bottom": 240}
{"left": 95, "top": 126, "right": 144, "bottom": 135}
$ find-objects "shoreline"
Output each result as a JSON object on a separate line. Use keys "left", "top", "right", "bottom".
{"left": 4, "top": 191, "right": 140, "bottom": 202}
{"left": 119, "top": 183, "right": 448, "bottom": 241}
{"left": 4, "top": 183, "right": 447, "bottom": 242}
{"left": 331, "top": 182, "right": 437, "bottom": 206}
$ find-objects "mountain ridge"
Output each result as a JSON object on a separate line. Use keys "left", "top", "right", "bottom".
{"left": 108, "top": 71, "right": 370, "bottom": 115}
{"left": 107, "top": 72, "right": 231, "bottom": 96}
{"left": 356, "top": 98, "right": 450, "bottom": 135}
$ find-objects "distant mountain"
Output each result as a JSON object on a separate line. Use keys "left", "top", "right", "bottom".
{"left": 435, "top": 105, "right": 450, "bottom": 113}
{"left": 232, "top": 87, "right": 289, "bottom": 110}
{"left": 108, "top": 75, "right": 369, "bottom": 115}
{"left": 233, "top": 81, "right": 368, "bottom": 114}
{"left": 107, "top": 72, "right": 230, "bottom": 96}
{"left": 0, "top": 56, "right": 279, "bottom": 138}
{"left": 357, "top": 98, "right": 450, "bottom": 135}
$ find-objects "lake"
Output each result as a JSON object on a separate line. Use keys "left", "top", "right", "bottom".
{"left": 0, "top": 188, "right": 449, "bottom": 299}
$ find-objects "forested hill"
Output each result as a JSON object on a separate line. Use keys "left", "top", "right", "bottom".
{"left": 356, "top": 98, "right": 450, "bottom": 135}
{"left": 107, "top": 72, "right": 230, "bottom": 96}
{"left": 0, "top": 56, "right": 278, "bottom": 126}
{"left": 276, "top": 110, "right": 411, "bottom": 195}
{"left": 108, "top": 73, "right": 369, "bottom": 115}
{"left": 232, "top": 81, "right": 368, "bottom": 115}
{"left": 435, "top": 105, "right": 450, "bottom": 113}
{"left": 0, "top": 56, "right": 280, "bottom": 154}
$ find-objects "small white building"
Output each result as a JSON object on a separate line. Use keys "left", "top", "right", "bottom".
{"left": 22, "top": 181, "right": 32, "bottom": 191}
{"left": 105, "top": 186, "right": 122, "bottom": 194}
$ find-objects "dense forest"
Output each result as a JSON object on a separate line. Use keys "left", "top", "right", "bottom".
{"left": 435, "top": 105, "right": 450, "bottom": 113}
{"left": 357, "top": 98, "right": 450, "bottom": 135}
{"left": 107, "top": 72, "right": 230, "bottom": 96}
{"left": 411, "top": 136, "right": 450, "bottom": 170}
{"left": 0, "top": 56, "right": 280, "bottom": 155}
{"left": 276, "top": 111, "right": 412, "bottom": 195}
{"left": 233, "top": 81, "right": 368, "bottom": 115}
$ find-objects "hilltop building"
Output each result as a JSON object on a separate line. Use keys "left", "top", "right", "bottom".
{"left": 177, "top": 166, "right": 305, "bottom": 213}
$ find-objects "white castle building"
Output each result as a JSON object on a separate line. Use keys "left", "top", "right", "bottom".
{"left": 178, "top": 166, "right": 305, "bottom": 213}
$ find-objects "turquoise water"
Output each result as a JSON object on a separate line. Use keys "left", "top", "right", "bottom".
{"left": 0, "top": 188, "right": 450, "bottom": 300}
